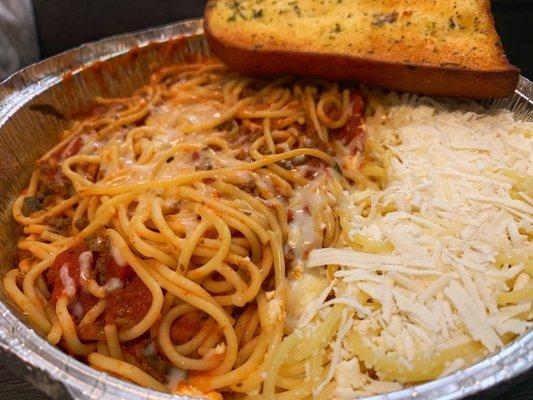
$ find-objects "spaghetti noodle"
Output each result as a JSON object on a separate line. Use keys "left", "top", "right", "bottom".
{"left": 4, "top": 58, "right": 368, "bottom": 398}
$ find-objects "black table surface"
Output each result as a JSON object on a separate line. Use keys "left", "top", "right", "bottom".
{"left": 31, "top": 0, "right": 532, "bottom": 78}
{"left": 2, "top": 1, "right": 532, "bottom": 399}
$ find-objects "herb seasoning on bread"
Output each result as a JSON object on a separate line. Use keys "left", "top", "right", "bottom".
{"left": 205, "top": 0, "right": 519, "bottom": 98}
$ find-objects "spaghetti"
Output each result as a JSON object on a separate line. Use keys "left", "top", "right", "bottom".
{"left": 8, "top": 55, "right": 529, "bottom": 400}
{"left": 4, "top": 58, "right": 369, "bottom": 398}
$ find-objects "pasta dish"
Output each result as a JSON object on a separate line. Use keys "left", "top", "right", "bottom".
{"left": 4, "top": 57, "right": 532, "bottom": 399}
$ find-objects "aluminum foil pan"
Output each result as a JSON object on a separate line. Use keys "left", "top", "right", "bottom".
{"left": 0, "top": 18, "right": 532, "bottom": 400}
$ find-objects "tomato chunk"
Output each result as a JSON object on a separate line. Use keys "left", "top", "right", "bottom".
{"left": 170, "top": 311, "right": 204, "bottom": 345}
{"left": 104, "top": 257, "right": 134, "bottom": 282}
{"left": 46, "top": 244, "right": 87, "bottom": 304}
{"left": 105, "top": 276, "right": 152, "bottom": 330}
{"left": 47, "top": 233, "right": 152, "bottom": 339}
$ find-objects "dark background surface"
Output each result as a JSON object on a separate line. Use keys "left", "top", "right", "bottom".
{"left": 31, "top": 0, "right": 533, "bottom": 79}
{"left": 1, "top": 0, "right": 532, "bottom": 399}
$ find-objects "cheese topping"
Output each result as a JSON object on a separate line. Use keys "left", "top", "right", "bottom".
{"left": 110, "top": 246, "right": 126, "bottom": 267}
{"left": 78, "top": 251, "right": 93, "bottom": 283}
{"left": 300, "top": 93, "right": 532, "bottom": 395}
{"left": 105, "top": 277, "right": 124, "bottom": 293}
{"left": 286, "top": 175, "right": 337, "bottom": 269}
{"left": 286, "top": 272, "right": 330, "bottom": 331}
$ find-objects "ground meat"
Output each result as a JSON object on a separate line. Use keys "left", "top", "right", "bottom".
{"left": 21, "top": 196, "right": 43, "bottom": 216}
{"left": 240, "top": 179, "right": 257, "bottom": 194}
{"left": 195, "top": 159, "right": 214, "bottom": 171}
{"left": 95, "top": 252, "right": 111, "bottom": 285}
{"left": 302, "top": 158, "right": 328, "bottom": 179}
{"left": 45, "top": 216, "right": 72, "bottom": 236}
{"left": 46, "top": 229, "right": 140, "bottom": 341}
{"left": 84, "top": 231, "right": 110, "bottom": 253}
{"left": 35, "top": 137, "right": 84, "bottom": 200}
{"left": 122, "top": 338, "right": 171, "bottom": 383}
{"left": 37, "top": 162, "right": 73, "bottom": 198}
{"left": 83, "top": 230, "right": 133, "bottom": 285}
{"left": 34, "top": 187, "right": 57, "bottom": 208}
{"left": 74, "top": 217, "right": 89, "bottom": 231}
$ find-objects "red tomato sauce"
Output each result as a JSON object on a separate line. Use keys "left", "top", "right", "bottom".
{"left": 170, "top": 311, "right": 204, "bottom": 345}
{"left": 105, "top": 275, "right": 152, "bottom": 330}
{"left": 46, "top": 241, "right": 152, "bottom": 338}
{"left": 46, "top": 244, "right": 87, "bottom": 304}
{"left": 333, "top": 91, "right": 365, "bottom": 149}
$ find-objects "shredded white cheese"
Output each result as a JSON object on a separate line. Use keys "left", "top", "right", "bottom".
{"left": 298, "top": 93, "right": 532, "bottom": 395}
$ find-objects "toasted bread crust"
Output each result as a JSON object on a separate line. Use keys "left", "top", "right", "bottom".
{"left": 206, "top": 28, "right": 518, "bottom": 98}
{"left": 204, "top": 0, "right": 519, "bottom": 98}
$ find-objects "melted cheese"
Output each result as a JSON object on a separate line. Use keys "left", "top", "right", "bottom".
{"left": 59, "top": 264, "right": 76, "bottom": 298}
{"left": 105, "top": 278, "right": 124, "bottom": 293}
{"left": 286, "top": 178, "right": 330, "bottom": 269}
{"left": 70, "top": 301, "right": 83, "bottom": 319}
{"left": 286, "top": 172, "right": 341, "bottom": 271}
{"left": 166, "top": 367, "right": 186, "bottom": 390}
{"left": 286, "top": 273, "right": 329, "bottom": 331}
{"left": 110, "top": 246, "right": 126, "bottom": 267}
{"left": 97, "top": 100, "right": 236, "bottom": 184}
{"left": 266, "top": 297, "right": 285, "bottom": 326}
{"left": 78, "top": 251, "right": 93, "bottom": 282}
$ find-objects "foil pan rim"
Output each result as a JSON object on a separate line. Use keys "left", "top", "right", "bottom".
{"left": 0, "top": 17, "right": 532, "bottom": 400}
{"left": 0, "top": 17, "right": 203, "bottom": 127}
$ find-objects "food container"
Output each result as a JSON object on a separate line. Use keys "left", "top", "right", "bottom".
{"left": 0, "top": 18, "right": 531, "bottom": 400}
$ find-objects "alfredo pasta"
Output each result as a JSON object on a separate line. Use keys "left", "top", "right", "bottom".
{"left": 3, "top": 57, "right": 532, "bottom": 399}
